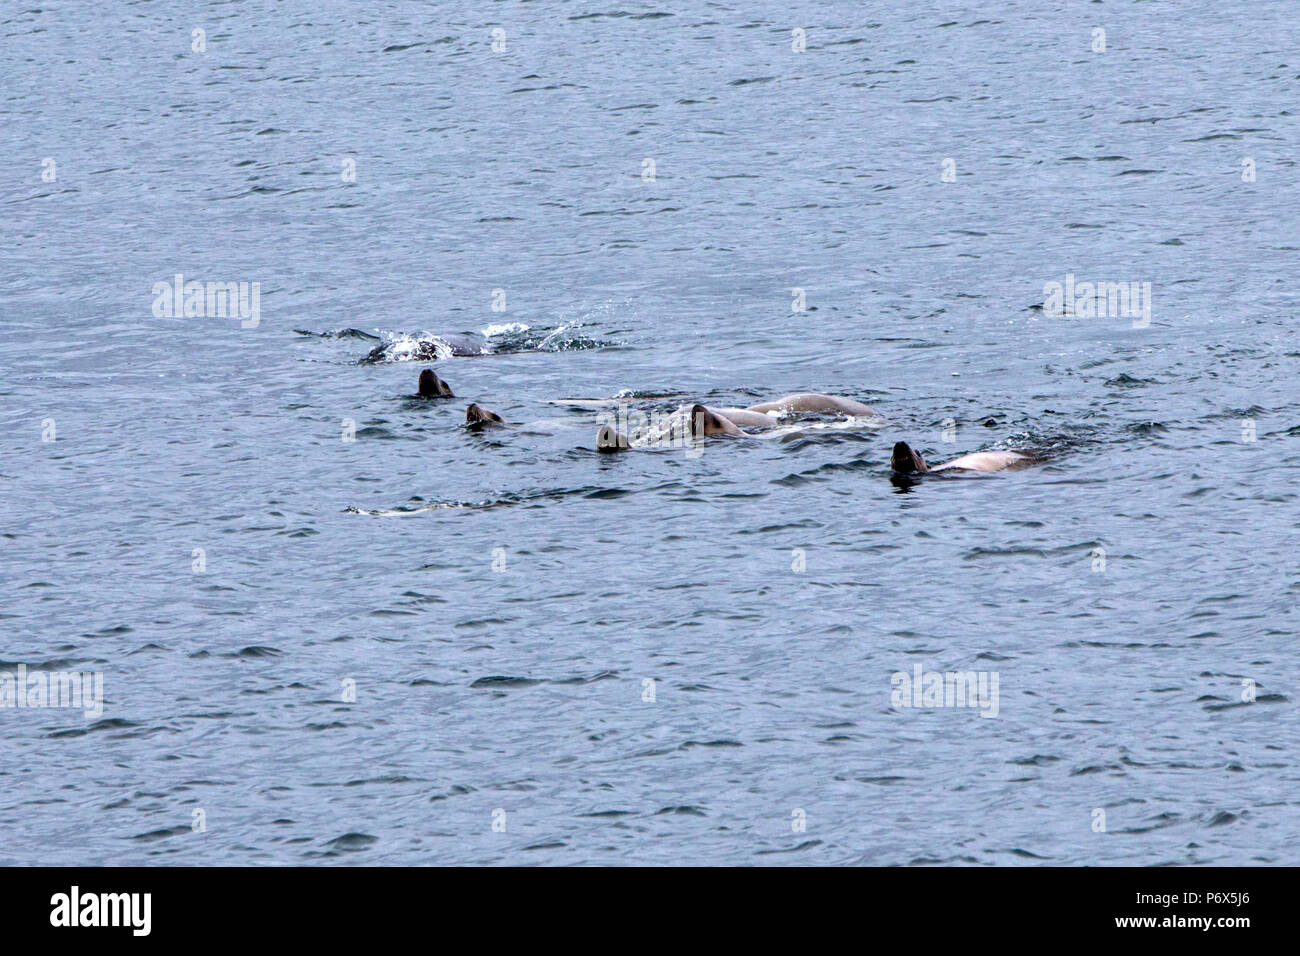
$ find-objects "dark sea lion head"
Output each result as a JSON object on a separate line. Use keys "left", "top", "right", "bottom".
{"left": 465, "top": 403, "right": 505, "bottom": 425}
{"left": 418, "top": 368, "right": 453, "bottom": 398}
{"left": 891, "top": 441, "right": 929, "bottom": 474}
{"left": 596, "top": 424, "right": 630, "bottom": 453}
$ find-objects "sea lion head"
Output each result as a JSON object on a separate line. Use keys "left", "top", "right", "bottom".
{"left": 596, "top": 424, "right": 630, "bottom": 452}
{"left": 465, "top": 403, "right": 505, "bottom": 425}
{"left": 688, "top": 404, "right": 739, "bottom": 438}
{"left": 890, "top": 441, "right": 929, "bottom": 474}
{"left": 418, "top": 368, "right": 453, "bottom": 398}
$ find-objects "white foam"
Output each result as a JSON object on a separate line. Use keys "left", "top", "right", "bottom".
{"left": 370, "top": 329, "right": 449, "bottom": 360}
{"left": 481, "top": 322, "right": 529, "bottom": 337}
{"left": 753, "top": 415, "right": 885, "bottom": 440}
{"left": 537, "top": 322, "right": 576, "bottom": 348}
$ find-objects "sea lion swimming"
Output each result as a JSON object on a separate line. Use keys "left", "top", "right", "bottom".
{"left": 417, "top": 368, "right": 454, "bottom": 398}
{"left": 707, "top": 407, "right": 780, "bottom": 428}
{"left": 746, "top": 393, "right": 878, "bottom": 417}
{"left": 596, "top": 396, "right": 872, "bottom": 452}
{"left": 363, "top": 333, "right": 491, "bottom": 365}
{"left": 597, "top": 403, "right": 740, "bottom": 453}
{"left": 687, "top": 405, "right": 742, "bottom": 436}
{"left": 466, "top": 403, "right": 506, "bottom": 426}
{"left": 890, "top": 441, "right": 1034, "bottom": 474}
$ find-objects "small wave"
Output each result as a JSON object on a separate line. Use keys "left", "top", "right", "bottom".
{"left": 345, "top": 501, "right": 495, "bottom": 516}
{"left": 346, "top": 485, "right": 607, "bottom": 516}
{"left": 1105, "top": 373, "right": 1155, "bottom": 387}
{"left": 1127, "top": 421, "right": 1169, "bottom": 434}
{"left": 294, "top": 328, "right": 382, "bottom": 341}
{"left": 323, "top": 832, "right": 378, "bottom": 851}
{"left": 471, "top": 676, "right": 540, "bottom": 688}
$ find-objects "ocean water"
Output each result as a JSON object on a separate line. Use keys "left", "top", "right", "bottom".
{"left": 1, "top": 1, "right": 1297, "bottom": 865}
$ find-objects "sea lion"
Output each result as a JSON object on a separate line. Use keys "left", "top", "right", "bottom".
{"left": 417, "top": 369, "right": 454, "bottom": 398}
{"left": 363, "top": 333, "right": 490, "bottom": 365}
{"left": 746, "top": 393, "right": 878, "bottom": 417}
{"left": 466, "top": 403, "right": 506, "bottom": 425}
{"left": 595, "top": 424, "right": 630, "bottom": 452}
{"left": 594, "top": 395, "right": 883, "bottom": 452}
{"left": 597, "top": 404, "right": 739, "bottom": 453}
{"left": 708, "top": 407, "right": 780, "bottom": 428}
{"left": 688, "top": 404, "right": 742, "bottom": 436}
{"left": 890, "top": 441, "right": 1033, "bottom": 474}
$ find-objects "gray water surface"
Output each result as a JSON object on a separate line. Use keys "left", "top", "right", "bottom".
{"left": 2, "top": 1, "right": 1297, "bottom": 865}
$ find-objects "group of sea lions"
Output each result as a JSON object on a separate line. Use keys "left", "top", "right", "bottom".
{"left": 416, "top": 367, "right": 1036, "bottom": 475}
{"left": 417, "top": 369, "right": 507, "bottom": 425}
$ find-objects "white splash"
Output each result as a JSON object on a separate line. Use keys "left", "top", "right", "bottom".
{"left": 481, "top": 322, "right": 529, "bottom": 337}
